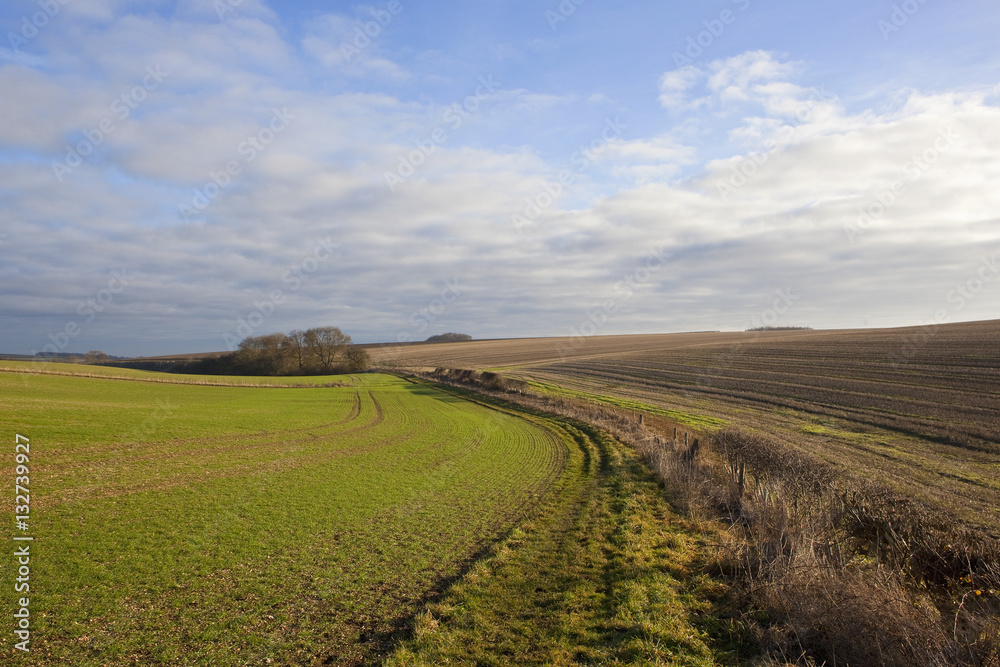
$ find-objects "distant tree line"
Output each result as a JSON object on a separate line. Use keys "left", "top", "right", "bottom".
{"left": 425, "top": 333, "right": 472, "bottom": 343}
{"left": 101, "top": 327, "right": 371, "bottom": 377}
{"left": 34, "top": 351, "right": 124, "bottom": 363}
{"left": 217, "top": 327, "right": 370, "bottom": 376}
{"left": 745, "top": 326, "right": 813, "bottom": 332}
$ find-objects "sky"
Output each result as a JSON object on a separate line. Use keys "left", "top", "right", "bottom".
{"left": 1, "top": 0, "right": 999, "bottom": 356}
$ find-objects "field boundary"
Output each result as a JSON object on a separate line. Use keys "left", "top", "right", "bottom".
{"left": 406, "top": 369, "right": 1000, "bottom": 667}
{"left": 384, "top": 374, "right": 738, "bottom": 665}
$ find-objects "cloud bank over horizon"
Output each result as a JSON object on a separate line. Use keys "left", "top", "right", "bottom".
{"left": 2, "top": 0, "right": 999, "bottom": 356}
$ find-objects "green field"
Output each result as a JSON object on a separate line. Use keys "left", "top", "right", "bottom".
{"left": 1, "top": 363, "right": 732, "bottom": 665}
{"left": 2, "top": 366, "right": 568, "bottom": 664}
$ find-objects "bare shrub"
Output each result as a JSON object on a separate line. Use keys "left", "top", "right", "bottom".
{"left": 759, "top": 564, "right": 951, "bottom": 667}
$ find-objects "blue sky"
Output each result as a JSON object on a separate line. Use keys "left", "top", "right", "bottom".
{"left": 1, "top": 0, "right": 999, "bottom": 356}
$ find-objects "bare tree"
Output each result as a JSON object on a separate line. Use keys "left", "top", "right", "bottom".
{"left": 287, "top": 329, "right": 309, "bottom": 371}
{"left": 305, "top": 326, "right": 351, "bottom": 372}
{"left": 237, "top": 333, "right": 291, "bottom": 375}
{"left": 84, "top": 350, "right": 110, "bottom": 364}
{"left": 344, "top": 345, "right": 370, "bottom": 372}
{"left": 226, "top": 327, "right": 360, "bottom": 376}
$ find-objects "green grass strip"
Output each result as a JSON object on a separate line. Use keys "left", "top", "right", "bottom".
{"left": 385, "top": 381, "right": 738, "bottom": 666}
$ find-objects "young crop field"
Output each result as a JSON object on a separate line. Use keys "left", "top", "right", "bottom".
{"left": 1, "top": 362, "right": 735, "bottom": 665}
{"left": 1, "top": 364, "right": 571, "bottom": 664}
{"left": 371, "top": 320, "right": 1000, "bottom": 532}
{"left": 0, "top": 359, "right": 349, "bottom": 387}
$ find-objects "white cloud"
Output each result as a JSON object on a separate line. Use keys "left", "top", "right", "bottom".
{"left": 658, "top": 65, "right": 702, "bottom": 110}
{"left": 301, "top": 12, "right": 408, "bottom": 79}
{"left": 602, "top": 136, "right": 696, "bottom": 185}
{"left": 3, "top": 14, "right": 1000, "bottom": 356}
{"left": 706, "top": 50, "right": 799, "bottom": 99}
{"left": 659, "top": 51, "right": 842, "bottom": 132}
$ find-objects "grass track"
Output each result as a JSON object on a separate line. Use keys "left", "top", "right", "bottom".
{"left": 385, "top": 382, "right": 736, "bottom": 666}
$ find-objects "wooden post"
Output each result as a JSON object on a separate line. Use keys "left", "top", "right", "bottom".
{"left": 685, "top": 432, "right": 688, "bottom": 447}
{"left": 673, "top": 427, "right": 677, "bottom": 442}
{"left": 638, "top": 413, "right": 644, "bottom": 425}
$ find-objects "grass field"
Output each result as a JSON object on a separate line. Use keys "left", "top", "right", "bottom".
{"left": 0, "top": 359, "right": 349, "bottom": 386}
{"left": 2, "top": 364, "right": 569, "bottom": 664}
{"left": 1, "top": 362, "right": 735, "bottom": 665}
{"left": 370, "top": 321, "right": 1000, "bottom": 532}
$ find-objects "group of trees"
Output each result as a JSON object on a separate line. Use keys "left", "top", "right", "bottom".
{"left": 745, "top": 326, "right": 813, "bottom": 332}
{"left": 229, "top": 327, "right": 370, "bottom": 376}
{"left": 425, "top": 333, "right": 472, "bottom": 343}
{"left": 37, "top": 351, "right": 119, "bottom": 363}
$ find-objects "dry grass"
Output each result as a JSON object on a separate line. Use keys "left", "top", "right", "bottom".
{"left": 642, "top": 426, "right": 1000, "bottom": 667}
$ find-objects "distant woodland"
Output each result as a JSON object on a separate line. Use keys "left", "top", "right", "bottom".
{"left": 425, "top": 333, "right": 472, "bottom": 343}
{"left": 199, "top": 327, "right": 370, "bottom": 376}
{"left": 745, "top": 326, "right": 813, "bottom": 332}
{"left": 96, "top": 326, "right": 370, "bottom": 376}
